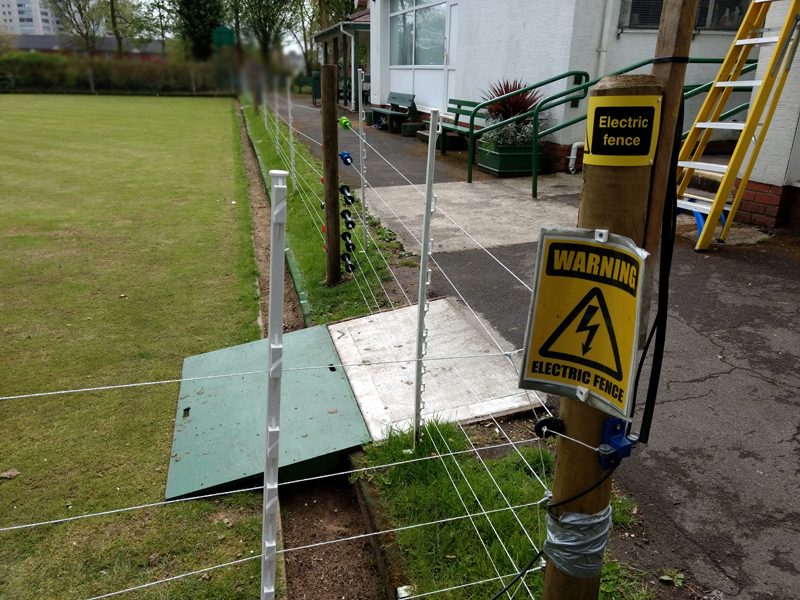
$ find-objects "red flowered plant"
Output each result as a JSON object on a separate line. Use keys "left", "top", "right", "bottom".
{"left": 481, "top": 79, "right": 543, "bottom": 121}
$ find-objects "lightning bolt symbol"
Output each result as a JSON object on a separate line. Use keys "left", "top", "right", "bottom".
{"left": 575, "top": 305, "right": 599, "bottom": 356}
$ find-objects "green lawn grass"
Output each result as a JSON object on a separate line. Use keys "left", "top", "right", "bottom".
{"left": 0, "top": 95, "right": 265, "bottom": 599}
{"left": 241, "top": 100, "right": 397, "bottom": 323}
{"left": 360, "top": 423, "right": 655, "bottom": 600}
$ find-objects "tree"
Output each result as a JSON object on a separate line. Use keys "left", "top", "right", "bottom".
{"left": 317, "top": 0, "right": 351, "bottom": 29}
{"left": 287, "top": 0, "right": 316, "bottom": 76}
{"left": 142, "top": 0, "right": 174, "bottom": 58}
{"left": 49, "top": 0, "right": 106, "bottom": 53}
{"left": 242, "top": 0, "right": 292, "bottom": 66}
{"left": 0, "top": 30, "right": 17, "bottom": 57}
{"left": 225, "top": 0, "right": 243, "bottom": 58}
{"left": 173, "top": 0, "right": 224, "bottom": 61}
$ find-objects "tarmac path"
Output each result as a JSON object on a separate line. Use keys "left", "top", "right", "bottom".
{"left": 279, "top": 94, "right": 800, "bottom": 599}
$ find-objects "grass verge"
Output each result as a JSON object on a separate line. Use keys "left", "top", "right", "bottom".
{"left": 358, "top": 422, "right": 656, "bottom": 600}
{"left": 0, "top": 95, "right": 265, "bottom": 599}
{"left": 240, "top": 99, "right": 402, "bottom": 324}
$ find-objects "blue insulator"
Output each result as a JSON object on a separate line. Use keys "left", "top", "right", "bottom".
{"left": 340, "top": 151, "right": 353, "bottom": 166}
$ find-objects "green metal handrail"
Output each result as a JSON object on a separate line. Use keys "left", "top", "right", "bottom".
{"left": 528, "top": 58, "right": 758, "bottom": 197}
{"left": 465, "top": 70, "right": 591, "bottom": 183}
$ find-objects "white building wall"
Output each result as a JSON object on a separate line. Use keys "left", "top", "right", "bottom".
{"left": 557, "top": 0, "right": 746, "bottom": 146}
{"left": 368, "top": 0, "right": 758, "bottom": 152}
{"left": 744, "top": 1, "right": 800, "bottom": 187}
{"left": 454, "top": 0, "right": 577, "bottom": 107}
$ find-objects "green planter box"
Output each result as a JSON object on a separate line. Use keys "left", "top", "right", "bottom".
{"left": 477, "top": 143, "right": 542, "bottom": 177}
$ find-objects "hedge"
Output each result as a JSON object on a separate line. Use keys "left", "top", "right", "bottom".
{"left": 0, "top": 52, "right": 222, "bottom": 94}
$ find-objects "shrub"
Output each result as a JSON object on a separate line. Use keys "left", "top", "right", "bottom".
{"left": 0, "top": 52, "right": 78, "bottom": 91}
{"left": 480, "top": 78, "right": 544, "bottom": 150}
{"left": 0, "top": 52, "right": 220, "bottom": 94}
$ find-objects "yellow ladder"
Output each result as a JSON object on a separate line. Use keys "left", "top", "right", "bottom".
{"left": 677, "top": 0, "right": 800, "bottom": 251}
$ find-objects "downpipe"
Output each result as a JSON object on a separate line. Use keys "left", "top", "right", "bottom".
{"left": 568, "top": 142, "right": 584, "bottom": 174}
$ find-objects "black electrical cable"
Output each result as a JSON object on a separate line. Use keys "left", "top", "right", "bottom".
{"left": 546, "top": 463, "right": 619, "bottom": 519}
{"left": 627, "top": 97, "right": 685, "bottom": 441}
{"left": 486, "top": 548, "right": 545, "bottom": 600}
{"left": 638, "top": 98, "right": 683, "bottom": 444}
{"left": 489, "top": 97, "right": 685, "bottom": 600}
{"left": 487, "top": 464, "right": 619, "bottom": 600}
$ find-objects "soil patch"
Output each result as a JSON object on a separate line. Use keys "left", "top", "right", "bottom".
{"left": 236, "top": 103, "right": 305, "bottom": 335}
{"left": 237, "top": 102, "right": 382, "bottom": 599}
{"left": 280, "top": 476, "right": 383, "bottom": 600}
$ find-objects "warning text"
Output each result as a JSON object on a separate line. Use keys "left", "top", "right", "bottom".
{"left": 545, "top": 242, "right": 640, "bottom": 296}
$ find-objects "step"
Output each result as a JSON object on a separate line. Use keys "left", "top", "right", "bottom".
{"left": 736, "top": 36, "right": 780, "bottom": 46}
{"left": 696, "top": 121, "right": 746, "bottom": 130}
{"left": 715, "top": 80, "right": 762, "bottom": 88}
{"left": 678, "top": 160, "right": 728, "bottom": 174}
{"left": 416, "top": 129, "right": 466, "bottom": 150}
{"left": 677, "top": 196, "right": 731, "bottom": 215}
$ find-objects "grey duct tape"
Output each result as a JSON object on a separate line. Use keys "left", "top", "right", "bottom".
{"left": 544, "top": 505, "right": 613, "bottom": 579}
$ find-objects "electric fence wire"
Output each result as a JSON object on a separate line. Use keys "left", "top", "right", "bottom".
{"left": 356, "top": 170, "right": 551, "bottom": 418}
{"left": 0, "top": 350, "right": 524, "bottom": 403}
{"left": 84, "top": 497, "right": 548, "bottom": 599}
{"left": 296, "top": 150, "right": 540, "bottom": 599}
{"left": 340, "top": 125, "right": 558, "bottom": 590}
{"left": 286, "top": 167, "right": 378, "bottom": 316}
{"left": 401, "top": 567, "right": 543, "bottom": 600}
{"left": 266, "top": 103, "right": 388, "bottom": 317}
{"left": 455, "top": 420, "right": 542, "bottom": 552}
{"left": 5, "top": 101, "right": 554, "bottom": 599}
{"left": 342, "top": 136, "right": 549, "bottom": 588}
{"left": 271, "top": 106, "right": 380, "bottom": 330}
{"left": 485, "top": 413, "right": 550, "bottom": 557}
{"left": 0, "top": 437, "right": 540, "bottom": 534}
{"left": 305, "top": 124, "right": 551, "bottom": 422}
{"left": 43, "top": 103, "right": 540, "bottom": 597}
{"left": 429, "top": 422, "right": 536, "bottom": 599}
{"left": 346, "top": 127, "right": 532, "bottom": 291}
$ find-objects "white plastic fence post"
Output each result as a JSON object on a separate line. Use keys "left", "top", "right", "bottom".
{"left": 358, "top": 69, "right": 367, "bottom": 250}
{"left": 260, "top": 170, "right": 288, "bottom": 600}
{"left": 286, "top": 76, "right": 296, "bottom": 198}
{"left": 413, "top": 109, "right": 439, "bottom": 444}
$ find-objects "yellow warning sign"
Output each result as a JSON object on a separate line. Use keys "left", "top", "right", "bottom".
{"left": 584, "top": 95, "right": 661, "bottom": 167}
{"left": 519, "top": 228, "right": 646, "bottom": 419}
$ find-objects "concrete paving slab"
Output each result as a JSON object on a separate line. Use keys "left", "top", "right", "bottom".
{"left": 328, "top": 297, "right": 540, "bottom": 440}
{"left": 368, "top": 173, "right": 581, "bottom": 254}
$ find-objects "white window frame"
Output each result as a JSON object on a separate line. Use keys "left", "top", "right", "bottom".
{"left": 389, "top": 0, "right": 447, "bottom": 70}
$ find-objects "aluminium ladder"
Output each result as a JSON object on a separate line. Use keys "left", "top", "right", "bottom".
{"left": 677, "top": 0, "right": 800, "bottom": 251}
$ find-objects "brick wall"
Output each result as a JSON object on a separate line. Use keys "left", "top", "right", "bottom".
{"left": 541, "top": 141, "right": 583, "bottom": 173}
{"left": 733, "top": 178, "right": 795, "bottom": 228}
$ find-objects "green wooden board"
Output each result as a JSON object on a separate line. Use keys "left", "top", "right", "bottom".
{"left": 165, "top": 326, "right": 370, "bottom": 499}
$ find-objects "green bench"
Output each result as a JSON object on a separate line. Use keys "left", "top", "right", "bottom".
{"left": 295, "top": 76, "right": 313, "bottom": 93}
{"left": 371, "top": 92, "right": 417, "bottom": 133}
{"left": 428, "top": 98, "right": 490, "bottom": 154}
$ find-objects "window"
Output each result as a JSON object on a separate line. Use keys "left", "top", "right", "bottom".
{"left": 390, "top": 0, "right": 446, "bottom": 66}
{"left": 619, "top": 0, "right": 748, "bottom": 31}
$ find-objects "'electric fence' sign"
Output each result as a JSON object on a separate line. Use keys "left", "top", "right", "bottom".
{"left": 584, "top": 95, "right": 661, "bottom": 167}
{"left": 519, "top": 227, "right": 647, "bottom": 419}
